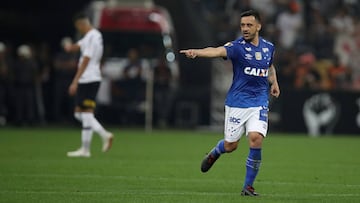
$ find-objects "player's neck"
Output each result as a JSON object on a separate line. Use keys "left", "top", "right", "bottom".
{"left": 83, "top": 26, "right": 93, "bottom": 35}
{"left": 249, "top": 37, "right": 259, "bottom": 47}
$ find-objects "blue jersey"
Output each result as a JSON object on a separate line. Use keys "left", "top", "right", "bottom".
{"left": 224, "top": 37, "right": 275, "bottom": 108}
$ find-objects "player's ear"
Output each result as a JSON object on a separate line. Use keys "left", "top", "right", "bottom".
{"left": 257, "top": 23, "right": 262, "bottom": 32}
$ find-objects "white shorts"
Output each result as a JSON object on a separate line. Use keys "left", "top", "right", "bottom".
{"left": 224, "top": 105, "right": 268, "bottom": 142}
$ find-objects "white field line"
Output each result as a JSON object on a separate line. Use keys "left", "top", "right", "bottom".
{"left": 0, "top": 190, "right": 359, "bottom": 198}
{"left": 2, "top": 173, "right": 360, "bottom": 188}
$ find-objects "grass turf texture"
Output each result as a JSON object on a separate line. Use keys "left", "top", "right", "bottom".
{"left": 0, "top": 127, "right": 359, "bottom": 203}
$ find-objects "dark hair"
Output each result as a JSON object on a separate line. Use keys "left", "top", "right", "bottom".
{"left": 73, "top": 12, "right": 89, "bottom": 22}
{"left": 240, "top": 10, "right": 261, "bottom": 23}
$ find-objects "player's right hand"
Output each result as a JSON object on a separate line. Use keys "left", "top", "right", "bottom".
{"left": 180, "top": 49, "right": 197, "bottom": 59}
{"left": 68, "top": 82, "right": 78, "bottom": 96}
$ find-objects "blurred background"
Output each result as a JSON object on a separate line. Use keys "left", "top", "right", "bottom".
{"left": 0, "top": 0, "right": 359, "bottom": 136}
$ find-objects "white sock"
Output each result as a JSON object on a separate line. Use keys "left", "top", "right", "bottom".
{"left": 82, "top": 112, "right": 109, "bottom": 139}
{"left": 74, "top": 112, "right": 82, "bottom": 122}
{"left": 81, "top": 113, "right": 94, "bottom": 151}
{"left": 92, "top": 117, "right": 109, "bottom": 138}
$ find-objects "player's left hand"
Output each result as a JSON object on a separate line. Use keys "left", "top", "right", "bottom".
{"left": 64, "top": 43, "right": 73, "bottom": 52}
{"left": 270, "top": 82, "right": 280, "bottom": 98}
{"left": 68, "top": 82, "right": 78, "bottom": 96}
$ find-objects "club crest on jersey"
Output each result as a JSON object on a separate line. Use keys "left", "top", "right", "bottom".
{"left": 255, "top": 52, "right": 262, "bottom": 60}
{"left": 244, "top": 67, "right": 268, "bottom": 77}
{"left": 262, "top": 48, "right": 269, "bottom": 53}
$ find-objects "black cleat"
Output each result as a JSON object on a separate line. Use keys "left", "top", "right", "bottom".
{"left": 241, "top": 185, "right": 260, "bottom": 196}
{"left": 200, "top": 153, "right": 218, "bottom": 173}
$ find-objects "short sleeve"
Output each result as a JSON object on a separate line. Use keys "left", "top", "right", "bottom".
{"left": 269, "top": 47, "right": 275, "bottom": 66}
{"left": 82, "top": 36, "right": 96, "bottom": 58}
{"left": 77, "top": 38, "right": 83, "bottom": 47}
{"left": 223, "top": 41, "right": 236, "bottom": 60}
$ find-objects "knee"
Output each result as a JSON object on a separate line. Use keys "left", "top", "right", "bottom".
{"left": 249, "top": 133, "right": 264, "bottom": 148}
{"left": 224, "top": 141, "right": 238, "bottom": 152}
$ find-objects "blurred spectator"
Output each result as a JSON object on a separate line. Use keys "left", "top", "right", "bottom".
{"left": 276, "top": 48, "right": 297, "bottom": 89}
{"left": 225, "top": 0, "right": 253, "bottom": 42}
{"left": 307, "top": 8, "right": 335, "bottom": 59}
{"left": 249, "top": 0, "right": 276, "bottom": 20}
{"left": 53, "top": 37, "right": 78, "bottom": 122}
{"left": 35, "top": 42, "right": 51, "bottom": 124}
{"left": 275, "top": 0, "right": 303, "bottom": 50}
{"left": 112, "top": 48, "right": 147, "bottom": 109}
{"left": 313, "top": 59, "right": 333, "bottom": 90}
{"left": 122, "top": 48, "right": 147, "bottom": 102}
{"left": 347, "top": 17, "right": 360, "bottom": 90}
{"left": 110, "top": 48, "right": 150, "bottom": 124}
{"left": 347, "top": 42, "right": 360, "bottom": 88}
{"left": 328, "top": 57, "right": 351, "bottom": 90}
{"left": 0, "top": 42, "right": 8, "bottom": 126}
{"left": 294, "top": 52, "right": 321, "bottom": 89}
{"left": 307, "top": 0, "right": 338, "bottom": 18}
{"left": 153, "top": 57, "right": 173, "bottom": 128}
{"left": 12, "top": 45, "right": 38, "bottom": 125}
{"left": 331, "top": 6, "right": 354, "bottom": 67}
{"left": 123, "top": 48, "right": 143, "bottom": 81}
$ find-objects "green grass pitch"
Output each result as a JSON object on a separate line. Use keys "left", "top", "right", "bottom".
{"left": 0, "top": 127, "right": 359, "bottom": 203}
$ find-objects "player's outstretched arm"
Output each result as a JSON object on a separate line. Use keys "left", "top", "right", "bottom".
{"left": 180, "top": 47, "right": 227, "bottom": 59}
{"left": 64, "top": 43, "right": 80, "bottom": 53}
{"left": 268, "top": 64, "right": 280, "bottom": 98}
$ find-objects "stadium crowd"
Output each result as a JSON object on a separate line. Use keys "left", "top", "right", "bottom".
{"left": 0, "top": 42, "right": 69, "bottom": 126}
{"left": 0, "top": 40, "right": 173, "bottom": 126}
{"left": 1, "top": 0, "right": 360, "bottom": 126}
{"left": 193, "top": 0, "right": 360, "bottom": 91}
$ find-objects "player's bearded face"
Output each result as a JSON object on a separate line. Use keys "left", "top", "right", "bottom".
{"left": 240, "top": 16, "right": 261, "bottom": 42}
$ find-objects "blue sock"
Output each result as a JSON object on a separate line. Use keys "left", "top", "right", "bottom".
{"left": 244, "top": 148, "right": 262, "bottom": 188}
{"left": 209, "top": 139, "right": 226, "bottom": 158}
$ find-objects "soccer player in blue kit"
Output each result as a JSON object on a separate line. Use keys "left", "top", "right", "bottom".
{"left": 180, "top": 10, "right": 280, "bottom": 196}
